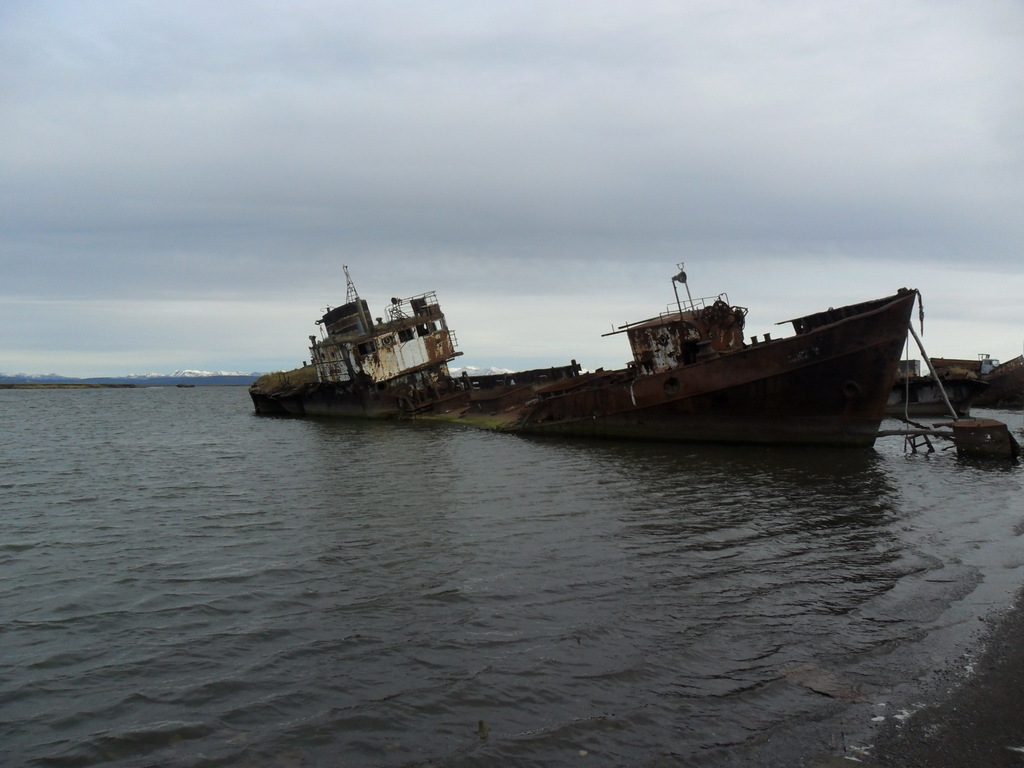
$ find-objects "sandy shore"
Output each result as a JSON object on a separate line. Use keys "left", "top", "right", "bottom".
{"left": 807, "top": 590, "right": 1024, "bottom": 768}
{"left": 870, "top": 591, "right": 1024, "bottom": 767}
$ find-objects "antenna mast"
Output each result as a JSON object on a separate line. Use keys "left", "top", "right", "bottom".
{"left": 344, "top": 264, "right": 359, "bottom": 304}
{"left": 343, "top": 264, "right": 374, "bottom": 332}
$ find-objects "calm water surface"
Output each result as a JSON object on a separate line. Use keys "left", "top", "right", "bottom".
{"left": 2, "top": 386, "right": 1022, "bottom": 767}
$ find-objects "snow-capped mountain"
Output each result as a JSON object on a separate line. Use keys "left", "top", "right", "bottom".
{"left": 0, "top": 370, "right": 261, "bottom": 385}
{"left": 124, "top": 370, "right": 261, "bottom": 379}
{"left": 0, "top": 372, "right": 70, "bottom": 381}
{"left": 449, "top": 365, "right": 515, "bottom": 376}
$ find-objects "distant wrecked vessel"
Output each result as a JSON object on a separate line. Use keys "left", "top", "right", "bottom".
{"left": 251, "top": 265, "right": 919, "bottom": 447}
{"left": 929, "top": 354, "right": 1024, "bottom": 409}
{"left": 887, "top": 361, "right": 989, "bottom": 418}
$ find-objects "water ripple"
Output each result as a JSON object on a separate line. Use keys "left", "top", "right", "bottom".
{"left": 1, "top": 390, "right": 1022, "bottom": 766}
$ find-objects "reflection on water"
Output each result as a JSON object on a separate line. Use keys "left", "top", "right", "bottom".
{"left": 0, "top": 389, "right": 1022, "bottom": 767}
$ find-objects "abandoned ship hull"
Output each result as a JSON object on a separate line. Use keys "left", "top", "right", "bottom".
{"left": 251, "top": 383, "right": 413, "bottom": 418}
{"left": 975, "top": 355, "right": 1024, "bottom": 407}
{"left": 251, "top": 364, "right": 583, "bottom": 419}
{"left": 504, "top": 290, "right": 917, "bottom": 447}
{"left": 247, "top": 366, "right": 399, "bottom": 418}
{"left": 886, "top": 377, "right": 989, "bottom": 417}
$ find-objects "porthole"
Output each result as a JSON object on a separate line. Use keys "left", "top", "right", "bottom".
{"left": 842, "top": 380, "right": 863, "bottom": 398}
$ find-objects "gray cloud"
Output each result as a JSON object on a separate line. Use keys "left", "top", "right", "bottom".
{"left": 2, "top": 0, "right": 1022, "bottom": 374}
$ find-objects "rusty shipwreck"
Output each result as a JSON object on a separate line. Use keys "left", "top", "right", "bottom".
{"left": 251, "top": 265, "right": 920, "bottom": 448}
{"left": 887, "top": 360, "right": 990, "bottom": 418}
{"left": 929, "top": 354, "right": 1024, "bottom": 409}
{"left": 248, "top": 267, "right": 580, "bottom": 418}
{"left": 481, "top": 269, "right": 919, "bottom": 446}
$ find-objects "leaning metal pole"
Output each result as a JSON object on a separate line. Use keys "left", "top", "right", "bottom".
{"left": 907, "top": 322, "right": 959, "bottom": 421}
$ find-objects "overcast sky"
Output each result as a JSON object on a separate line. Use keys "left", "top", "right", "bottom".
{"left": 2, "top": 0, "right": 1022, "bottom": 376}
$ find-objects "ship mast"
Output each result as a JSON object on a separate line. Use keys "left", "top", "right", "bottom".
{"left": 343, "top": 264, "right": 374, "bottom": 332}
{"left": 344, "top": 264, "right": 359, "bottom": 304}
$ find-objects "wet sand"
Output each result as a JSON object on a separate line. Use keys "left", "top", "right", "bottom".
{"left": 837, "top": 591, "right": 1024, "bottom": 767}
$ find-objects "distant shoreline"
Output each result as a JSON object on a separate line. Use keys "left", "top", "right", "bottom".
{"left": 1, "top": 375, "right": 259, "bottom": 388}
{"left": 0, "top": 382, "right": 253, "bottom": 389}
{"left": 0, "top": 382, "right": 140, "bottom": 389}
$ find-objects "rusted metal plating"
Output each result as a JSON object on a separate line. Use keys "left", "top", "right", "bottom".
{"left": 604, "top": 295, "right": 748, "bottom": 375}
{"left": 949, "top": 419, "right": 1021, "bottom": 460}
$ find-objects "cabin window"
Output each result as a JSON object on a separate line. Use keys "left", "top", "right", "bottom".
{"left": 398, "top": 328, "right": 415, "bottom": 343}
{"left": 357, "top": 340, "right": 377, "bottom": 355}
{"left": 417, "top": 324, "right": 429, "bottom": 337}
